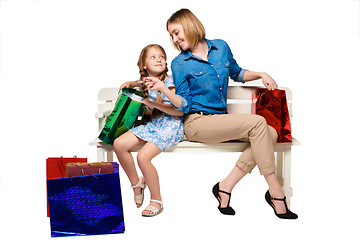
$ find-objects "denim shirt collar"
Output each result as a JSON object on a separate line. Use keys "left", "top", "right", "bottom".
{"left": 183, "top": 39, "right": 218, "bottom": 61}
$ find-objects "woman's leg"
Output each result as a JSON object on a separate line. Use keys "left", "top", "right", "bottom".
{"left": 184, "top": 113, "right": 277, "bottom": 174}
{"left": 264, "top": 173, "right": 287, "bottom": 214}
{"left": 113, "top": 131, "right": 145, "bottom": 207}
{"left": 136, "top": 142, "right": 162, "bottom": 213}
{"left": 218, "top": 126, "right": 278, "bottom": 207}
{"left": 185, "top": 114, "right": 288, "bottom": 211}
{"left": 218, "top": 166, "right": 247, "bottom": 208}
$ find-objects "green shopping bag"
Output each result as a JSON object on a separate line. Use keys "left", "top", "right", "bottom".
{"left": 98, "top": 88, "right": 145, "bottom": 145}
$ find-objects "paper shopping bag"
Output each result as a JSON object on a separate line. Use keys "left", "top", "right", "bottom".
{"left": 47, "top": 173, "right": 125, "bottom": 237}
{"left": 98, "top": 88, "right": 145, "bottom": 145}
{"left": 65, "top": 162, "right": 114, "bottom": 177}
{"left": 46, "top": 156, "right": 87, "bottom": 216}
{"left": 252, "top": 88, "right": 292, "bottom": 143}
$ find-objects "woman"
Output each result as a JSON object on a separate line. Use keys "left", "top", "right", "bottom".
{"left": 148, "top": 8, "right": 297, "bottom": 219}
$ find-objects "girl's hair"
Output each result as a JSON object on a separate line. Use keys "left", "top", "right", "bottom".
{"left": 166, "top": 8, "right": 206, "bottom": 51}
{"left": 137, "top": 44, "right": 168, "bottom": 121}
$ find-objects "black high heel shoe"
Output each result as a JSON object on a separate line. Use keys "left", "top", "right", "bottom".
{"left": 265, "top": 190, "right": 298, "bottom": 219}
{"left": 212, "top": 182, "right": 235, "bottom": 215}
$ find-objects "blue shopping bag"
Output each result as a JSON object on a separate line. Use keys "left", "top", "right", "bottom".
{"left": 47, "top": 173, "right": 125, "bottom": 237}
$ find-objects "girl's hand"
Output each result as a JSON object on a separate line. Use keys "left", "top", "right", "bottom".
{"left": 120, "top": 80, "right": 140, "bottom": 90}
{"left": 143, "top": 77, "right": 166, "bottom": 91}
{"left": 141, "top": 98, "right": 155, "bottom": 108}
{"left": 261, "top": 73, "right": 278, "bottom": 91}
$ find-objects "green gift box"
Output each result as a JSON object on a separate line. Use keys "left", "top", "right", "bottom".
{"left": 98, "top": 88, "right": 145, "bottom": 145}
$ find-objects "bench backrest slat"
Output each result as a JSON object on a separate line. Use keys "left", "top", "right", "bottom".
{"left": 97, "top": 86, "right": 293, "bottom": 129}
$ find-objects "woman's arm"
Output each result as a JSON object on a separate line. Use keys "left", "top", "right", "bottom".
{"left": 223, "top": 40, "right": 278, "bottom": 91}
{"left": 243, "top": 71, "right": 278, "bottom": 90}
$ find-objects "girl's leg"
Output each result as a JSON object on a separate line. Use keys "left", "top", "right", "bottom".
{"left": 113, "top": 131, "right": 145, "bottom": 207}
{"left": 136, "top": 142, "right": 162, "bottom": 213}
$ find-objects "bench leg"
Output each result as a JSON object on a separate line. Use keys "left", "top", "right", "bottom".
{"left": 276, "top": 150, "right": 293, "bottom": 207}
{"left": 97, "top": 147, "right": 114, "bottom": 162}
{"left": 97, "top": 148, "right": 105, "bottom": 162}
{"left": 106, "top": 152, "right": 113, "bottom": 162}
{"left": 283, "top": 149, "right": 293, "bottom": 207}
{"left": 276, "top": 152, "right": 284, "bottom": 186}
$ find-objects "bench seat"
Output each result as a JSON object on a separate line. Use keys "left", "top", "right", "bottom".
{"left": 90, "top": 84, "right": 300, "bottom": 205}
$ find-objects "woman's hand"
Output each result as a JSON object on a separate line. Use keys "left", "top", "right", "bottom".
{"left": 243, "top": 71, "right": 278, "bottom": 91}
{"left": 143, "top": 77, "right": 166, "bottom": 92}
{"left": 261, "top": 73, "right": 278, "bottom": 91}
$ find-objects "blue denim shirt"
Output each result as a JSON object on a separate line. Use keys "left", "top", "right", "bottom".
{"left": 171, "top": 39, "right": 247, "bottom": 114}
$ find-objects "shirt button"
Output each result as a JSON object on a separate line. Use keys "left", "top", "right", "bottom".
{"left": 217, "top": 75, "right": 219, "bottom": 78}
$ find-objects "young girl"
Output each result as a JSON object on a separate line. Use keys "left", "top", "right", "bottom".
{"left": 114, "top": 44, "right": 184, "bottom": 217}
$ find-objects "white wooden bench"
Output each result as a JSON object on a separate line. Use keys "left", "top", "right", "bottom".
{"left": 89, "top": 84, "right": 300, "bottom": 205}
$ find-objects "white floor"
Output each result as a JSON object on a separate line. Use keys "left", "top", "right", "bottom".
{"left": 1, "top": 149, "right": 359, "bottom": 240}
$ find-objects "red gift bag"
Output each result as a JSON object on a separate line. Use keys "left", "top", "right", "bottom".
{"left": 252, "top": 88, "right": 292, "bottom": 143}
{"left": 46, "top": 156, "right": 87, "bottom": 216}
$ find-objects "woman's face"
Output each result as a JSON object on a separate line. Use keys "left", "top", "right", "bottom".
{"left": 167, "top": 23, "right": 189, "bottom": 51}
{"left": 144, "top": 47, "right": 166, "bottom": 77}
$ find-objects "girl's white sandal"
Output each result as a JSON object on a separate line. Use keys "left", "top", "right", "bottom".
{"left": 131, "top": 176, "right": 146, "bottom": 208}
{"left": 141, "top": 199, "right": 163, "bottom": 217}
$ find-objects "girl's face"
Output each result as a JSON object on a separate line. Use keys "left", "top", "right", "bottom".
{"left": 167, "top": 23, "right": 189, "bottom": 51}
{"left": 144, "top": 47, "right": 166, "bottom": 77}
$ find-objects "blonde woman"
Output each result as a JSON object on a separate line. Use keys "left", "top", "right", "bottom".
{"left": 147, "top": 9, "right": 297, "bottom": 219}
{"left": 114, "top": 44, "right": 184, "bottom": 217}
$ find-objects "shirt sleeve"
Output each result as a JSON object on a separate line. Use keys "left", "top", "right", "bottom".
{"left": 171, "top": 60, "right": 191, "bottom": 114}
{"left": 224, "top": 41, "right": 247, "bottom": 83}
{"left": 165, "top": 75, "right": 175, "bottom": 88}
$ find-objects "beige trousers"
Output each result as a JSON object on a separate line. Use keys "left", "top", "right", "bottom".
{"left": 184, "top": 113, "right": 278, "bottom": 175}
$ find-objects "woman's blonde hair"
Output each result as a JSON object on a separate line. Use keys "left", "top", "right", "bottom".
{"left": 166, "top": 8, "right": 206, "bottom": 51}
{"left": 137, "top": 44, "right": 168, "bottom": 121}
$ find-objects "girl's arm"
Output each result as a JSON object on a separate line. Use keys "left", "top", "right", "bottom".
{"left": 243, "top": 71, "right": 278, "bottom": 91}
{"left": 143, "top": 77, "right": 182, "bottom": 108}
{"left": 119, "top": 80, "right": 141, "bottom": 90}
{"left": 142, "top": 89, "right": 184, "bottom": 116}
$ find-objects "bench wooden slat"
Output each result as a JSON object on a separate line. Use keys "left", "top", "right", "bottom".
{"left": 98, "top": 88, "right": 119, "bottom": 101}
{"left": 227, "top": 102, "right": 293, "bottom": 117}
{"left": 98, "top": 86, "right": 292, "bottom": 102}
{"left": 90, "top": 137, "right": 300, "bottom": 152}
{"left": 227, "top": 86, "right": 292, "bottom": 100}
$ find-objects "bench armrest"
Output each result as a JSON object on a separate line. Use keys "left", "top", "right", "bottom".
{"left": 95, "top": 110, "right": 112, "bottom": 118}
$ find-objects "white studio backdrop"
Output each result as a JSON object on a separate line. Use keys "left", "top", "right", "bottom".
{"left": 0, "top": 0, "right": 359, "bottom": 239}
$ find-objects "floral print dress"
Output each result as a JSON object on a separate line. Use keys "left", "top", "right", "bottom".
{"left": 130, "top": 76, "right": 184, "bottom": 151}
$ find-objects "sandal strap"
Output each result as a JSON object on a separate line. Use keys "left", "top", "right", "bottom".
{"left": 218, "top": 189, "right": 231, "bottom": 196}
{"left": 270, "top": 196, "right": 289, "bottom": 211}
{"left": 134, "top": 194, "right": 144, "bottom": 204}
{"left": 144, "top": 205, "right": 160, "bottom": 213}
{"left": 131, "top": 176, "right": 145, "bottom": 189}
{"left": 271, "top": 196, "right": 286, "bottom": 202}
{"left": 150, "top": 199, "right": 163, "bottom": 207}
